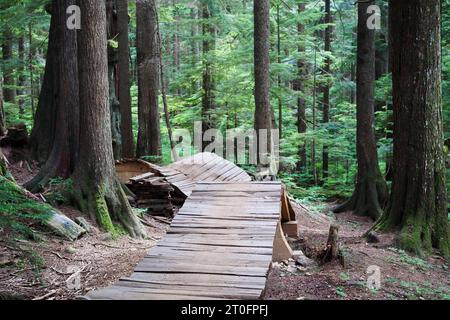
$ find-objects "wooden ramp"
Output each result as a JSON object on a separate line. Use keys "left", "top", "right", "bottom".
{"left": 116, "top": 153, "right": 252, "bottom": 198}
{"left": 86, "top": 181, "right": 283, "bottom": 300}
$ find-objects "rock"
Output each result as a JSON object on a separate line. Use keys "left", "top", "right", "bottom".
{"left": 75, "top": 217, "right": 93, "bottom": 233}
{"left": 100, "top": 233, "right": 113, "bottom": 241}
{"left": 366, "top": 231, "right": 380, "bottom": 243}
{"left": 64, "top": 246, "right": 77, "bottom": 254}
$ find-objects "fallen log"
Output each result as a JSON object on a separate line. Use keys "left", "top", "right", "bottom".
{"left": 0, "top": 153, "right": 85, "bottom": 241}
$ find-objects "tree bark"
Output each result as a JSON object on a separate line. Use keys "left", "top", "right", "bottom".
{"left": 73, "top": 0, "right": 145, "bottom": 238}
{"left": 322, "top": 0, "right": 331, "bottom": 180}
{"left": 295, "top": 3, "right": 307, "bottom": 171}
{"left": 136, "top": 0, "right": 161, "bottom": 158}
{"left": 18, "top": 37, "right": 26, "bottom": 114}
{"left": 0, "top": 80, "right": 5, "bottom": 137}
{"left": 25, "top": 0, "right": 80, "bottom": 193}
{"left": 201, "top": 0, "right": 216, "bottom": 151}
{"left": 334, "top": 0, "right": 388, "bottom": 220}
{"left": 253, "top": 0, "right": 272, "bottom": 161}
{"left": 117, "top": 0, "right": 134, "bottom": 157}
{"left": 375, "top": 0, "right": 449, "bottom": 258}
{"left": 28, "top": 3, "right": 58, "bottom": 164}
{"left": 106, "top": 0, "right": 122, "bottom": 160}
{"left": 2, "top": 26, "right": 15, "bottom": 103}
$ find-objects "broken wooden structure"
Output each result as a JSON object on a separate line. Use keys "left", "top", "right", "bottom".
{"left": 89, "top": 153, "right": 300, "bottom": 299}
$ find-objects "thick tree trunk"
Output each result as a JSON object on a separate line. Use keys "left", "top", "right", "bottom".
{"left": 136, "top": 0, "right": 161, "bottom": 158}
{"left": 73, "top": 0, "right": 145, "bottom": 239}
{"left": 28, "top": 3, "right": 58, "bottom": 164}
{"left": 25, "top": 0, "right": 80, "bottom": 193}
{"left": 375, "top": 0, "right": 449, "bottom": 258}
{"left": 201, "top": 0, "right": 216, "bottom": 151}
{"left": 334, "top": 0, "right": 388, "bottom": 220}
{"left": 117, "top": 0, "right": 134, "bottom": 158}
{"left": 253, "top": 0, "right": 272, "bottom": 161}
{"left": 322, "top": 0, "right": 331, "bottom": 180}
{"left": 295, "top": 3, "right": 307, "bottom": 171}
{"left": 2, "top": 26, "right": 15, "bottom": 103}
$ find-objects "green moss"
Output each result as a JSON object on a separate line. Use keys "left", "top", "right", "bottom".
{"left": 94, "top": 193, "right": 116, "bottom": 235}
{"left": 0, "top": 176, "right": 52, "bottom": 239}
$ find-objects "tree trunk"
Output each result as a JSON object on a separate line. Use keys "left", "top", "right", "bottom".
{"left": 253, "top": 0, "right": 272, "bottom": 161}
{"left": 25, "top": 0, "right": 80, "bottom": 193}
{"left": 201, "top": 0, "right": 216, "bottom": 151}
{"left": 0, "top": 80, "right": 5, "bottom": 137}
{"left": 276, "top": 3, "right": 282, "bottom": 139}
{"left": 154, "top": 0, "right": 177, "bottom": 160}
{"left": 117, "top": 0, "right": 134, "bottom": 158}
{"left": 375, "top": 0, "right": 449, "bottom": 258}
{"left": 73, "top": 0, "right": 145, "bottom": 239}
{"left": 18, "top": 37, "right": 26, "bottom": 114}
{"left": 106, "top": 0, "right": 122, "bottom": 160}
{"left": 28, "top": 3, "right": 58, "bottom": 164}
{"left": 295, "top": 3, "right": 307, "bottom": 172}
{"left": 322, "top": 0, "right": 331, "bottom": 180}
{"left": 2, "top": 26, "right": 15, "bottom": 103}
{"left": 136, "top": 0, "right": 161, "bottom": 158}
{"left": 333, "top": 0, "right": 388, "bottom": 220}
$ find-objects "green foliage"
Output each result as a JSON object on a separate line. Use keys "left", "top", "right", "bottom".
{"left": 0, "top": 176, "right": 51, "bottom": 241}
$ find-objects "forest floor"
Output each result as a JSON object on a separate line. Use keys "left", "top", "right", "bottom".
{"left": 1, "top": 159, "right": 449, "bottom": 300}
{"left": 264, "top": 202, "right": 450, "bottom": 300}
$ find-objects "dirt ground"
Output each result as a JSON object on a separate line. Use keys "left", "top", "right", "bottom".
{"left": 1, "top": 158, "right": 449, "bottom": 300}
{"left": 263, "top": 202, "right": 450, "bottom": 300}
{"left": 0, "top": 159, "right": 168, "bottom": 300}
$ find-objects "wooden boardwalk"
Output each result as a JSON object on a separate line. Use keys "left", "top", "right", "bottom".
{"left": 86, "top": 181, "right": 283, "bottom": 300}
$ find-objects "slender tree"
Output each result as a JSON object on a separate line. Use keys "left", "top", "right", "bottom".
{"left": 0, "top": 80, "right": 5, "bottom": 136}
{"left": 136, "top": 0, "right": 161, "bottom": 158}
{"left": 201, "top": 0, "right": 216, "bottom": 151}
{"left": 25, "top": 0, "right": 79, "bottom": 192}
{"left": 18, "top": 36, "right": 26, "bottom": 114}
{"left": 254, "top": 0, "right": 272, "bottom": 161}
{"left": 334, "top": 0, "right": 388, "bottom": 220}
{"left": 322, "top": 0, "right": 331, "bottom": 179}
{"left": 106, "top": 0, "right": 122, "bottom": 160}
{"left": 73, "top": 0, "right": 145, "bottom": 238}
{"left": 375, "top": 0, "right": 449, "bottom": 258}
{"left": 2, "top": 26, "right": 15, "bottom": 102}
{"left": 117, "top": 0, "right": 134, "bottom": 157}
{"left": 295, "top": 3, "right": 307, "bottom": 171}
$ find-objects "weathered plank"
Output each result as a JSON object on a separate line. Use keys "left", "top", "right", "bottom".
{"left": 86, "top": 181, "right": 282, "bottom": 300}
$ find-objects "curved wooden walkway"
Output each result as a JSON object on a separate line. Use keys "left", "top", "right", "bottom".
{"left": 86, "top": 181, "right": 284, "bottom": 300}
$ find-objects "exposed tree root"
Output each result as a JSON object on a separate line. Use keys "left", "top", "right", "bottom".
{"left": 72, "top": 177, "right": 146, "bottom": 239}
{"left": 333, "top": 176, "right": 387, "bottom": 220}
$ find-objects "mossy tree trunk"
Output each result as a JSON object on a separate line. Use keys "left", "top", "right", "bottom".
{"left": 333, "top": 0, "right": 388, "bottom": 220}
{"left": 73, "top": 0, "right": 145, "bottom": 239}
{"left": 25, "top": 0, "right": 80, "bottom": 193}
{"left": 375, "top": 0, "right": 449, "bottom": 258}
